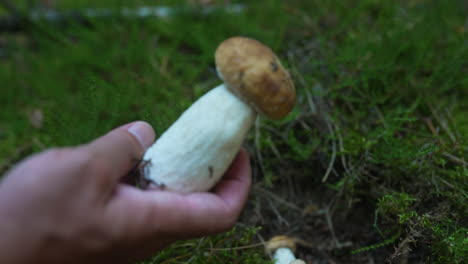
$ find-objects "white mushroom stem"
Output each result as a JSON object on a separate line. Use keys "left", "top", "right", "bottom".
{"left": 273, "top": 247, "right": 297, "bottom": 264}
{"left": 139, "top": 36, "right": 295, "bottom": 193}
{"left": 142, "top": 84, "right": 256, "bottom": 193}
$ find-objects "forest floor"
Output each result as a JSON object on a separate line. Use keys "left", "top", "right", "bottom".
{"left": 1, "top": 1, "right": 466, "bottom": 263}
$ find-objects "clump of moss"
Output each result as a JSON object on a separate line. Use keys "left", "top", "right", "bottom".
{"left": 140, "top": 226, "right": 271, "bottom": 264}
{"left": 377, "top": 192, "right": 417, "bottom": 222}
{"left": 423, "top": 219, "right": 468, "bottom": 264}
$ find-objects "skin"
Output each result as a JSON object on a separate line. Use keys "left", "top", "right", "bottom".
{"left": 0, "top": 121, "right": 251, "bottom": 264}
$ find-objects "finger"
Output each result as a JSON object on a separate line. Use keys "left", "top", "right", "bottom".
{"left": 211, "top": 148, "right": 252, "bottom": 214}
{"left": 105, "top": 150, "right": 251, "bottom": 240}
{"left": 82, "top": 121, "right": 155, "bottom": 183}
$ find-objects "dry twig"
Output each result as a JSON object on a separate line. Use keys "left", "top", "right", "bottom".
{"left": 253, "top": 185, "right": 302, "bottom": 213}
{"left": 322, "top": 121, "right": 337, "bottom": 183}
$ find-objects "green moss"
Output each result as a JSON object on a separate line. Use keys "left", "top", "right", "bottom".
{"left": 1, "top": 0, "right": 466, "bottom": 262}
{"left": 139, "top": 226, "right": 271, "bottom": 264}
{"left": 377, "top": 192, "right": 417, "bottom": 217}
{"left": 425, "top": 220, "right": 468, "bottom": 264}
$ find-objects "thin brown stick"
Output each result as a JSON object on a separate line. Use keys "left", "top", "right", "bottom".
{"left": 304, "top": 85, "right": 317, "bottom": 114}
{"left": 325, "top": 203, "right": 341, "bottom": 248}
{"left": 442, "top": 152, "right": 468, "bottom": 166}
{"left": 268, "top": 198, "right": 290, "bottom": 227}
{"left": 335, "top": 123, "right": 349, "bottom": 173}
{"left": 428, "top": 103, "right": 456, "bottom": 143}
{"left": 254, "top": 117, "right": 267, "bottom": 178}
{"left": 210, "top": 242, "right": 265, "bottom": 251}
{"left": 253, "top": 185, "right": 302, "bottom": 212}
{"left": 268, "top": 140, "right": 283, "bottom": 161}
{"left": 322, "top": 121, "right": 337, "bottom": 183}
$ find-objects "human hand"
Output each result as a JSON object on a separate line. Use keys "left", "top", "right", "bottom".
{"left": 0, "top": 121, "right": 251, "bottom": 264}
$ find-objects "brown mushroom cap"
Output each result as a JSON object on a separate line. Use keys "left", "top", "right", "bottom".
{"left": 215, "top": 36, "right": 296, "bottom": 120}
{"left": 265, "top": 235, "right": 297, "bottom": 253}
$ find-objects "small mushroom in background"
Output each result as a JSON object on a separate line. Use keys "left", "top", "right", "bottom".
{"left": 265, "top": 236, "right": 306, "bottom": 264}
{"left": 139, "top": 36, "right": 295, "bottom": 193}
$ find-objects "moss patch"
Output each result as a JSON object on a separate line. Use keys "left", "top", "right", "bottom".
{"left": 1, "top": 0, "right": 466, "bottom": 263}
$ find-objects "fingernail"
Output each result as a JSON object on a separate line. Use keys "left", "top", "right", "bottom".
{"left": 128, "top": 121, "right": 155, "bottom": 149}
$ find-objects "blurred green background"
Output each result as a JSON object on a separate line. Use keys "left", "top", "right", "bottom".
{"left": 1, "top": 0, "right": 467, "bottom": 263}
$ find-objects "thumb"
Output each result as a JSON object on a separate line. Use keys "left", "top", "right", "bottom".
{"left": 83, "top": 121, "right": 155, "bottom": 182}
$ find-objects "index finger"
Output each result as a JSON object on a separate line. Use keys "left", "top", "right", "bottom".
{"left": 210, "top": 148, "right": 252, "bottom": 217}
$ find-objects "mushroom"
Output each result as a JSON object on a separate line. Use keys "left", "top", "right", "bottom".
{"left": 140, "top": 36, "right": 295, "bottom": 193}
{"left": 265, "top": 236, "right": 306, "bottom": 264}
